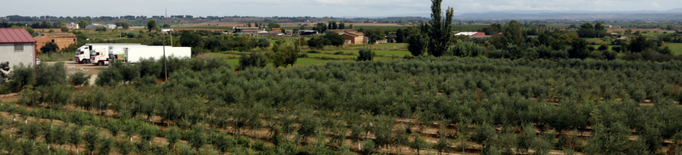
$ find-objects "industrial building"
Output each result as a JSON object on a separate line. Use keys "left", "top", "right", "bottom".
{"left": 0, "top": 28, "right": 37, "bottom": 66}
{"left": 298, "top": 30, "right": 318, "bottom": 36}
{"left": 232, "top": 27, "right": 260, "bottom": 34}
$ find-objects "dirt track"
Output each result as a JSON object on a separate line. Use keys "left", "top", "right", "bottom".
{"left": 48, "top": 61, "right": 106, "bottom": 86}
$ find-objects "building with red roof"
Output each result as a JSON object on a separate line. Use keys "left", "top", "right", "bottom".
{"left": 454, "top": 32, "right": 489, "bottom": 37}
{"left": 0, "top": 28, "right": 37, "bottom": 66}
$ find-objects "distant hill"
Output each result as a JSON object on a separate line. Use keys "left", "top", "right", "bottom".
{"left": 453, "top": 8, "right": 682, "bottom": 20}
{"left": 386, "top": 8, "right": 682, "bottom": 20}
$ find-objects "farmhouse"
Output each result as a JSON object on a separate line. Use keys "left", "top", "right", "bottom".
{"left": 105, "top": 24, "right": 117, "bottom": 29}
{"left": 324, "top": 29, "right": 366, "bottom": 45}
{"left": 66, "top": 22, "right": 79, "bottom": 29}
{"left": 0, "top": 28, "right": 37, "bottom": 66}
{"left": 343, "top": 32, "right": 365, "bottom": 45}
{"left": 34, "top": 33, "right": 77, "bottom": 52}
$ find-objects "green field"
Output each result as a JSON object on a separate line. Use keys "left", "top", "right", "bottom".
{"left": 207, "top": 46, "right": 409, "bottom": 68}
{"left": 305, "top": 53, "right": 357, "bottom": 59}
{"left": 205, "top": 52, "right": 241, "bottom": 59}
{"left": 226, "top": 59, "right": 239, "bottom": 67}
{"left": 338, "top": 49, "right": 411, "bottom": 56}
{"left": 293, "top": 58, "right": 336, "bottom": 66}
{"left": 667, "top": 43, "right": 682, "bottom": 55}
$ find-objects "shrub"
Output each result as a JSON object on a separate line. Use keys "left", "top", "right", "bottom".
{"left": 95, "top": 66, "right": 123, "bottom": 87}
{"left": 551, "top": 50, "right": 569, "bottom": 59}
{"left": 612, "top": 46, "right": 622, "bottom": 53}
{"left": 35, "top": 61, "right": 67, "bottom": 86}
{"left": 361, "top": 140, "right": 376, "bottom": 155}
{"left": 588, "top": 46, "right": 596, "bottom": 51}
{"left": 270, "top": 45, "right": 299, "bottom": 68}
{"left": 622, "top": 52, "right": 643, "bottom": 61}
{"left": 0, "top": 84, "right": 10, "bottom": 94}
{"left": 520, "top": 48, "right": 540, "bottom": 60}
{"left": 357, "top": 48, "right": 374, "bottom": 61}
{"left": 604, "top": 51, "right": 617, "bottom": 60}
{"left": 256, "top": 38, "right": 270, "bottom": 48}
{"left": 589, "top": 51, "right": 605, "bottom": 60}
{"left": 191, "top": 48, "right": 208, "bottom": 57}
{"left": 633, "top": 89, "right": 647, "bottom": 102}
{"left": 237, "top": 52, "right": 268, "bottom": 70}
{"left": 487, "top": 50, "right": 510, "bottom": 59}
{"left": 447, "top": 42, "right": 485, "bottom": 57}
{"left": 407, "top": 34, "right": 428, "bottom": 57}
{"left": 40, "top": 42, "right": 59, "bottom": 53}
{"left": 70, "top": 72, "right": 91, "bottom": 86}
{"left": 138, "top": 58, "right": 162, "bottom": 78}
{"left": 95, "top": 26, "right": 107, "bottom": 32}
{"left": 598, "top": 44, "right": 609, "bottom": 51}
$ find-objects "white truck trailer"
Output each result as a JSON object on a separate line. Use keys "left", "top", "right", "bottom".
{"left": 74, "top": 43, "right": 141, "bottom": 64}
{"left": 90, "top": 45, "right": 147, "bottom": 66}
{"left": 122, "top": 46, "right": 191, "bottom": 63}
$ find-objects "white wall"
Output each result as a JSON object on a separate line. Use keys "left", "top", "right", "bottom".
{"left": 0, "top": 43, "right": 35, "bottom": 67}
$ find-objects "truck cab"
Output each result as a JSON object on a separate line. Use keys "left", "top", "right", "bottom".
{"left": 90, "top": 46, "right": 111, "bottom": 66}
{"left": 91, "top": 49, "right": 106, "bottom": 66}
{"left": 75, "top": 46, "right": 91, "bottom": 64}
{"left": 74, "top": 43, "right": 142, "bottom": 64}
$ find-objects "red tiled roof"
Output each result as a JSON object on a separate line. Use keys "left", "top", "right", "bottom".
{"left": 0, "top": 28, "right": 36, "bottom": 43}
{"left": 471, "top": 32, "right": 486, "bottom": 37}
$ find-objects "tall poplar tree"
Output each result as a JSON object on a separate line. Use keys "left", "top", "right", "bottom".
{"left": 427, "top": 0, "right": 454, "bottom": 57}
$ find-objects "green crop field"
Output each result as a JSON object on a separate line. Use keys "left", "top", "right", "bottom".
{"left": 667, "top": 43, "right": 682, "bottom": 55}
{"left": 293, "top": 58, "right": 334, "bottom": 66}
{"left": 204, "top": 46, "right": 410, "bottom": 69}
{"left": 339, "top": 49, "right": 411, "bottom": 56}
{"left": 305, "top": 53, "right": 357, "bottom": 59}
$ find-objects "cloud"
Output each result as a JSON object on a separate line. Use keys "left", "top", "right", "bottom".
{"left": 0, "top": 0, "right": 679, "bottom": 17}
{"left": 650, "top": 2, "right": 662, "bottom": 8}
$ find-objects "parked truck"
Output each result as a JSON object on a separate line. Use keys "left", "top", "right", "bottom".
{"left": 121, "top": 46, "right": 192, "bottom": 63}
{"left": 74, "top": 43, "right": 141, "bottom": 64}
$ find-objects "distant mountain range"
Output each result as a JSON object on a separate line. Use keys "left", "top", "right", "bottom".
{"left": 464, "top": 8, "right": 682, "bottom": 14}
{"left": 387, "top": 8, "right": 682, "bottom": 20}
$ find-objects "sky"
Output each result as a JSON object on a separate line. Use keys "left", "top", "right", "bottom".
{"left": 2, "top": 0, "right": 682, "bottom": 17}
